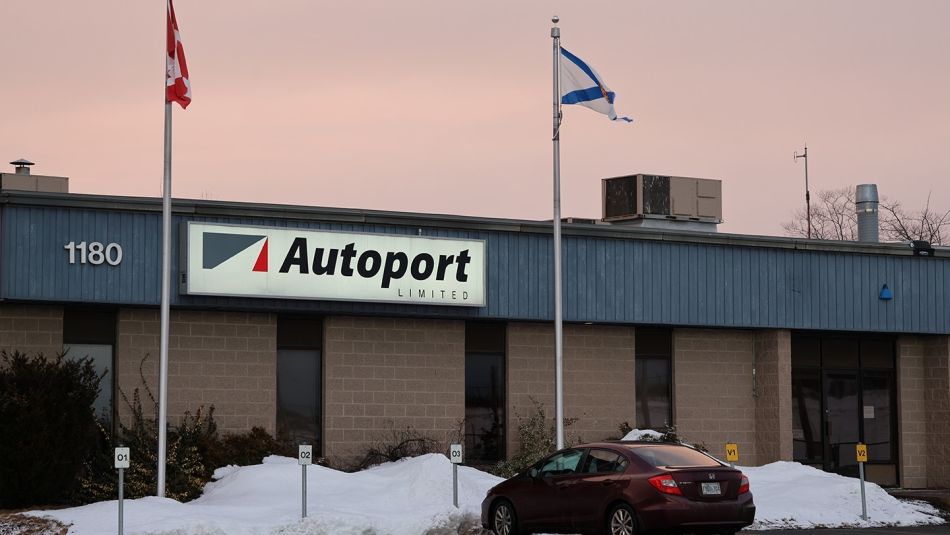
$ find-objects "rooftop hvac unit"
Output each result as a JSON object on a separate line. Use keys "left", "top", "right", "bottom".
{"left": 602, "top": 174, "right": 722, "bottom": 223}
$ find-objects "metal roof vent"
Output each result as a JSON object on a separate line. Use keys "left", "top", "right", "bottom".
{"left": 10, "top": 158, "right": 34, "bottom": 176}
{"left": 856, "top": 184, "right": 879, "bottom": 243}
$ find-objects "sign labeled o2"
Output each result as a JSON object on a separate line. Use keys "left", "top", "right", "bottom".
{"left": 65, "top": 241, "right": 123, "bottom": 266}
{"left": 298, "top": 445, "right": 312, "bottom": 466}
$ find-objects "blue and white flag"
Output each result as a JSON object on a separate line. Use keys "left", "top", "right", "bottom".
{"left": 560, "top": 47, "right": 633, "bottom": 123}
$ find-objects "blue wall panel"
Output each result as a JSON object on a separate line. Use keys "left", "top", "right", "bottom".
{"left": 3, "top": 204, "right": 950, "bottom": 334}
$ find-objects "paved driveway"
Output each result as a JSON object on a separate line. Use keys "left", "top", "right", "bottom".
{"left": 754, "top": 525, "right": 949, "bottom": 535}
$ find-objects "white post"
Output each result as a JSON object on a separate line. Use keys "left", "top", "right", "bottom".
{"left": 157, "top": 101, "right": 172, "bottom": 497}
{"left": 551, "top": 16, "right": 565, "bottom": 451}
{"left": 118, "top": 467, "right": 124, "bottom": 535}
{"left": 115, "top": 447, "right": 130, "bottom": 535}
{"left": 299, "top": 445, "right": 312, "bottom": 518}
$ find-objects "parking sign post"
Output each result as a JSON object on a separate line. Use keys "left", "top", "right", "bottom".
{"left": 299, "top": 445, "right": 312, "bottom": 519}
{"left": 115, "top": 447, "right": 130, "bottom": 535}
{"left": 856, "top": 443, "right": 868, "bottom": 520}
{"left": 450, "top": 444, "right": 463, "bottom": 508}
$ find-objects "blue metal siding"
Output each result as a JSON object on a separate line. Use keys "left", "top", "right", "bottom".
{"left": 3, "top": 204, "right": 949, "bottom": 334}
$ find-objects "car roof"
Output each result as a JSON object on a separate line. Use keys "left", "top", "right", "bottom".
{"left": 574, "top": 440, "right": 690, "bottom": 449}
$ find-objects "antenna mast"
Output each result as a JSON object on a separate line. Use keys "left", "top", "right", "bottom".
{"left": 794, "top": 144, "right": 811, "bottom": 239}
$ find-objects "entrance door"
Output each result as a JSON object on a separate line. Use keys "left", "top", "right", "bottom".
{"left": 822, "top": 371, "right": 860, "bottom": 477}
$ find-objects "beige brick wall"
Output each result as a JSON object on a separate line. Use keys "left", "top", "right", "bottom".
{"left": 897, "top": 336, "right": 928, "bottom": 488}
{"left": 754, "top": 330, "right": 793, "bottom": 463}
{"left": 674, "top": 329, "right": 757, "bottom": 464}
{"left": 0, "top": 304, "right": 63, "bottom": 356}
{"left": 924, "top": 336, "right": 950, "bottom": 487}
{"left": 323, "top": 316, "right": 465, "bottom": 467}
{"left": 116, "top": 308, "right": 277, "bottom": 434}
{"left": 506, "top": 323, "right": 635, "bottom": 456}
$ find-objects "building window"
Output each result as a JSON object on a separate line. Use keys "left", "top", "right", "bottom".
{"left": 465, "top": 322, "right": 506, "bottom": 464}
{"left": 277, "top": 316, "right": 322, "bottom": 451}
{"left": 63, "top": 308, "right": 116, "bottom": 428}
{"left": 635, "top": 328, "right": 672, "bottom": 430}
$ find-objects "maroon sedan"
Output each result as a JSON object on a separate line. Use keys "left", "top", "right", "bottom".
{"left": 481, "top": 441, "right": 755, "bottom": 535}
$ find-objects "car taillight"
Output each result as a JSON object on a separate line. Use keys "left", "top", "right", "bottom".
{"left": 648, "top": 474, "right": 682, "bottom": 496}
{"left": 738, "top": 474, "right": 750, "bottom": 495}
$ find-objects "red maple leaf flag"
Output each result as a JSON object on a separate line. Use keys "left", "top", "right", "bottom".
{"left": 166, "top": 0, "right": 191, "bottom": 108}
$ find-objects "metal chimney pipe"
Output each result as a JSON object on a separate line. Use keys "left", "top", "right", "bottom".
{"left": 856, "top": 184, "right": 879, "bottom": 243}
{"left": 10, "top": 158, "right": 34, "bottom": 176}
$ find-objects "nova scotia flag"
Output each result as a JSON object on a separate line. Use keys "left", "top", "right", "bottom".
{"left": 560, "top": 47, "right": 633, "bottom": 123}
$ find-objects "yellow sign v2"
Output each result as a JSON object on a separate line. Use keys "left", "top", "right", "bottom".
{"left": 856, "top": 443, "right": 868, "bottom": 463}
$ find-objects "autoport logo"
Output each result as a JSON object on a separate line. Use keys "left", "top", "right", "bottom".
{"left": 202, "top": 232, "right": 269, "bottom": 272}
{"left": 185, "top": 222, "right": 486, "bottom": 307}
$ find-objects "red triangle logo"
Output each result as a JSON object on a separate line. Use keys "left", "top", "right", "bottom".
{"left": 252, "top": 239, "right": 268, "bottom": 272}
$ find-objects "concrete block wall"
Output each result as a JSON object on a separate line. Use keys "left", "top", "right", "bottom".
{"left": 0, "top": 304, "right": 63, "bottom": 356}
{"left": 506, "top": 323, "right": 635, "bottom": 456}
{"left": 115, "top": 308, "right": 277, "bottom": 434}
{"left": 924, "top": 336, "right": 950, "bottom": 487}
{"left": 753, "top": 330, "right": 793, "bottom": 463}
{"left": 674, "top": 329, "right": 757, "bottom": 464}
{"left": 323, "top": 316, "right": 465, "bottom": 467}
{"left": 897, "top": 336, "right": 928, "bottom": 488}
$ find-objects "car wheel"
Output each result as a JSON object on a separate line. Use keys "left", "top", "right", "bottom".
{"left": 606, "top": 503, "right": 637, "bottom": 535}
{"left": 491, "top": 499, "right": 520, "bottom": 535}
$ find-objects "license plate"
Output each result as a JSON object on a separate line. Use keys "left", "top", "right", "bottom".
{"left": 701, "top": 482, "right": 721, "bottom": 496}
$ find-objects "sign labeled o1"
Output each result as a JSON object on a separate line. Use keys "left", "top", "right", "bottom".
{"left": 449, "top": 443, "right": 463, "bottom": 464}
{"left": 115, "top": 447, "right": 130, "bottom": 469}
{"left": 298, "top": 445, "right": 312, "bottom": 465}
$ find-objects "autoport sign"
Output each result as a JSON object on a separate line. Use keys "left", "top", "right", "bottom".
{"left": 184, "top": 222, "right": 485, "bottom": 306}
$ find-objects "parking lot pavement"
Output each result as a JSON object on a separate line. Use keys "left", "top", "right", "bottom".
{"left": 752, "top": 525, "right": 950, "bottom": 535}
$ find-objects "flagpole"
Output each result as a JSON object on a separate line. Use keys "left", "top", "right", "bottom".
{"left": 551, "top": 16, "right": 565, "bottom": 451}
{"left": 157, "top": 99, "right": 172, "bottom": 496}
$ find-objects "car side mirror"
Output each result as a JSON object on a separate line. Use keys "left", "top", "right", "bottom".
{"left": 528, "top": 467, "right": 539, "bottom": 479}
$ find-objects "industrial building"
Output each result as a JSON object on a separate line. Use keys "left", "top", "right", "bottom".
{"left": 1, "top": 161, "right": 947, "bottom": 488}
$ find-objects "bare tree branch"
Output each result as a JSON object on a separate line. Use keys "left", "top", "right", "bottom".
{"left": 782, "top": 186, "right": 948, "bottom": 245}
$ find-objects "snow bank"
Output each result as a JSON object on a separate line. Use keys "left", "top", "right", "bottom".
{"left": 621, "top": 429, "right": 664, "bottom": 441}
{"left": 29, "top": 454, "right": 503, "bottom": 535}
{"left": 744, "top": 461, "right": 943, "bottom": 530}
{"left": 25, "top": 453, "right": 944, "bottom": 533}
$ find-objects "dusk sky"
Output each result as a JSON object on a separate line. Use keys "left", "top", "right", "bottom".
{"left": 3, "top": 1, "right": 948, "bottom": 236}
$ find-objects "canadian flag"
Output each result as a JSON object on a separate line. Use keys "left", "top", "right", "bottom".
{"left": 166, "top": 0, "right": 191, "bottom": 108}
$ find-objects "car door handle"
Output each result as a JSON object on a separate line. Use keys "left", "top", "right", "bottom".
{"left": 601, "top": 479, "right": 618, "bottom": 486}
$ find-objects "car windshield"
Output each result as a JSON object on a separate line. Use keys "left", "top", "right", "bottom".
{"left": 629, "top": 445, "right": 721, "bottom": 468}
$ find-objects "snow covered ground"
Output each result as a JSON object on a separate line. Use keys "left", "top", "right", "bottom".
{"left": 24, "top": 451, "right": 945, "bottom": 534}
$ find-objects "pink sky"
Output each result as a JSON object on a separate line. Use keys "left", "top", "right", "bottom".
{"left": 3, "top": 1, "right": 948, "bottom": 236}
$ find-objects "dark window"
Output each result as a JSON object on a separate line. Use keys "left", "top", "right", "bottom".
{"left": 629, "top": 445, "right": 720, "bottom": 468}
{"left": 822, "top": 338, "right": 859, "bottom": 368}
{"left": 791, "top": 335, "right": 820, "bottom": 368}
{"left": 791, "top": 369, "right": 822, "bottom": 462}
{"left": 862, "top": 372, "right": 895, "bottom": 461}
{"left": 636, "top": 328, "right": 672, "bottom": 430}
{"left": 465, "top": 322, "right": 506, "bottom": 463}
{"left": 582, "top": 449, "right": 627, "bottom": 474}
{"left": 860, "top": 339, "right": 895, "bottom": 369}
{"left": 63, "top": 309, "right": 116, "bottom": 427}
{"left": 277, "top": 316, "right": 322, "bottom": 451}
{"left": 540, "top": 448, "right": 585, "bottom": 476}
